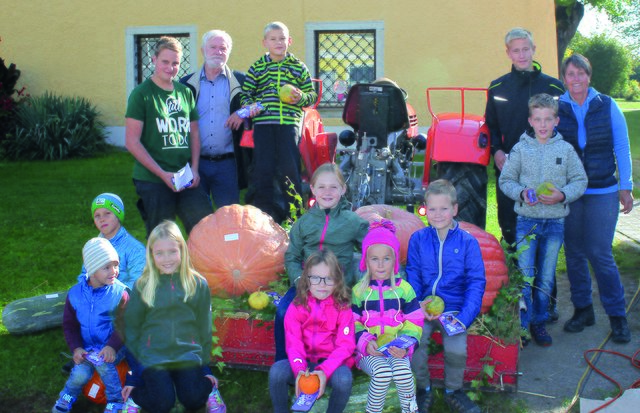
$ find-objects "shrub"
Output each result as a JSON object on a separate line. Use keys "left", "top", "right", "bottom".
{"left": 0, "top": 57, "right": 27, "bottom": 151}
{"left": 624, "top": 80, "right": 640, "bottom": 102}
{"left": 2, "top": 92, "right": 107, "bottom": 160}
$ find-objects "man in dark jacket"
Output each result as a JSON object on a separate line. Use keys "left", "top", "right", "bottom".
{"left": 485, "top": 27, "right": 564, "bottom": 247}
{"left": 180, "top": 30, "right": 250, "bottom": 209}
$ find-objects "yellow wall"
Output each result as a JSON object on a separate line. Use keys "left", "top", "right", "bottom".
{"left": 1, "top": 0, "right": 559, "bottom": 131}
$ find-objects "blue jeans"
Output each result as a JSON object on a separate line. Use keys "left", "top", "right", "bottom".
{"left": 198, "top": 157, "right": 239, "bottom": 209}
{"left": 564, "top": 192, "right": 626, "bottom": 316}
{"left": 130, "top": 363, "right": 213, "bottom": 413}
{"left": 274, "top": 286, "right": 296, "bottom": 362}
{"left": 133, "top": 179, "right": 212, "bottom": 236}
{"left": 516, "top": 216, "right": 564, "bottom": 327}
{"left": 269, "top": 359, "right": 352, "bottom": 413}
{"left": 60, "top": 349, "right": 125, "bottom": 403}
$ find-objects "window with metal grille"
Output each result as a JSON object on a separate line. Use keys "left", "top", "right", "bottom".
{"left": 314, "top": 30, "right": 376, "bottom": 108}
{"left": 134, "top": 34, "right": 192, "bottom": 85}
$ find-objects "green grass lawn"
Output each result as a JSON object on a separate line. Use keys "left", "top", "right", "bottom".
{"left": 1, "top": 103, "right": 638, "bottom": 411}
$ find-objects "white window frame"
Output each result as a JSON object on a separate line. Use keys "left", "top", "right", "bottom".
{"left": 305, "top": 21, "right": 384, "bottom": 117}
{"left": 124, "top": 25, "right": 198, "bottom": 98}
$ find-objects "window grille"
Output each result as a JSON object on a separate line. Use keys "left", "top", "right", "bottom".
{"left": 314, "top": 30, "right": 376, "bottom": 108}
{"left": 134, "top": 34, "right": 192, "bottom": 85}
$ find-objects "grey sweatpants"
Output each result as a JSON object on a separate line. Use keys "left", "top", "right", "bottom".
{"left": 410, "top": 318, "right": 468, "bottom": 391}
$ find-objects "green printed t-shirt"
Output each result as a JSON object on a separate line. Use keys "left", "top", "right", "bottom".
{"left": 125, "top": 79, "right": 199, "bottom": 183}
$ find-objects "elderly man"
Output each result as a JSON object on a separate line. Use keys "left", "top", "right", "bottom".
{"left": 181, "top": 30, "right": 248, "bottom": 209}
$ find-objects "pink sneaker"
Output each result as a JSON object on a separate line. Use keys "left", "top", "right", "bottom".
{"left": 207, "top": 387, "right": 226, "bottom": 413}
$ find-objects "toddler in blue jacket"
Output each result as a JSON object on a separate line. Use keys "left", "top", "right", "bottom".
{"left": 53, "top": 238, "right": 129, "bottom": 413}
{"left": 406, "top": 179, "right": 485, "bottom": 413}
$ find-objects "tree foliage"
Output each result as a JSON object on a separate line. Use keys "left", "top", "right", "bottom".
{"left": 567, "top": 33, "right": 633, "bottom": 96}
{"left": 555, "top": 1, "right": 630, "bottom": 72}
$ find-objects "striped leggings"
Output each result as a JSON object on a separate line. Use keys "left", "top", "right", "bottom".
{"left": 359, "top": 355, "right": 417, "bottom": 413}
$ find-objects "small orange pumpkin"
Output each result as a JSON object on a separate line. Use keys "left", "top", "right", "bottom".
{"left": 458, "top": 221, "right": 509, "bottom": 314}
{"left": 82, "top": 359, "right": 129, "bottom": 404}
{"left": 299, "top": 373, "right": 320, "bottom": 394}
{"left": 355, "top": 204, "right": 426, "bottom": 265}
{"left": 188, "top": 205, "right": 289, "bottom": 297}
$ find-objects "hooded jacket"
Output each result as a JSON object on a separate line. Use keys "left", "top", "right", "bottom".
{"left": 406, "top": 222, "right": 486, "bottom": 329}
{"left": 285, "top": 294, "right": 355, "bottom": 379}
{"left": 499, "top": 130, "right": 587, "bottom": 218}
{"left": 285, "top": 198, "right": 369, "bottom": 286}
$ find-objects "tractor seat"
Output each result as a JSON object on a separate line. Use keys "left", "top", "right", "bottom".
{"left": 342, "top": 83, "right": 409, "bottom": 148}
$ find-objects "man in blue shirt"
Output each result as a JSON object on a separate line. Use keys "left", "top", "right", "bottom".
{"left": 181, "top": 30, "right": 248, "bottom": 208}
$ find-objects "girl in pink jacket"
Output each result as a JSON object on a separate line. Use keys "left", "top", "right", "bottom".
{"left": 269, "top": 249, "right": 356, "bottom": 413}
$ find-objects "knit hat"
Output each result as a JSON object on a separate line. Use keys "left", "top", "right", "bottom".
{"left": 91, "top": 193, "right": 125, "bottom": 222}
{"left": 83, "top": 238, "right": 119, "bottom": 277}
{"left": 359, "top": 220, "right": 401, "bottom": 274}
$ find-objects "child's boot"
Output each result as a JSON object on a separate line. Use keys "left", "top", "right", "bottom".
{"left": 416, "top": 386, "right": 434, "bottom": 413}
{"left": 52, "top": 393, "right": 76, "bottom": 413}
{"left": 444, "top": 389, "right": 481, "bottom": 413}
{"left": 530, "top": 323, "right": 552, "bottom": 346}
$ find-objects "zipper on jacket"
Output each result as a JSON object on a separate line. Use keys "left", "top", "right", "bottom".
{"left": 431, "top": 235, "right": 445, "bottom": 295}
{"left": 277, "top": 62, "right": 284, "bottom": 124}
{"left": 318, "top": 213, "right": 330, "bottom": 250}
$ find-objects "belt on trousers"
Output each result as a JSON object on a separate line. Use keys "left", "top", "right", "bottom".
{"left": 200, "top": 153, "right": 234, "bottom": 162}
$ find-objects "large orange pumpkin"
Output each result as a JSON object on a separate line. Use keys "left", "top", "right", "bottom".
{"left": 188, "top": 205, "right": 289, "bottom": 297}
{"left": 458, "top": 221, "right": 509, "bottom": 314}
{"left": 355, "top": 204, "right": 426, "bottom": 265}
{"left": 82, "top": 359, "right": 129, "bottom": 404}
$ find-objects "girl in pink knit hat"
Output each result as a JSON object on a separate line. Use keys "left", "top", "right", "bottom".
{"left": 352, "top": 220, "right": 424, "bottom": 413}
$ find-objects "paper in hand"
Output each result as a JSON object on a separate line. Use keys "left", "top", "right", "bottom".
{"left": 172, "top": 163, "right": 193, "bottom": 191}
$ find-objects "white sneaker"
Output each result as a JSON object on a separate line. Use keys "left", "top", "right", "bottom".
{"left": 123, "top": 398, "right": 140, "bottom": 413}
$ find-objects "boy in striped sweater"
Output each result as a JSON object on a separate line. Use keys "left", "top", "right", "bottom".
{"left": 240, "top": 21, "right": 317, "bottom": 223}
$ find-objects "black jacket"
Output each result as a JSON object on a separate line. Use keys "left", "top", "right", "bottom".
{"left": 485, "top": 62, "right": 564, "bottom": 157}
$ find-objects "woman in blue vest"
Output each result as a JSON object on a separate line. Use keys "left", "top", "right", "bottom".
{"left": 556, "top": 54, "right": 634, "bottom": 344}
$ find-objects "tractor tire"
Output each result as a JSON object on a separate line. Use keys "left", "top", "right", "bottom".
{"left": 437, "top": 162, "right": 487, "bottom": 229}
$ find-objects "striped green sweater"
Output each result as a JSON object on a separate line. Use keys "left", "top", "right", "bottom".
{"left": 240, "top": 53, "right": 317, "bottom": 125}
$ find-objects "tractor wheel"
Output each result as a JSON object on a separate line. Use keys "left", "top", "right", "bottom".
{"left": 437, "top": 162, "right": 487, "bottom": 229}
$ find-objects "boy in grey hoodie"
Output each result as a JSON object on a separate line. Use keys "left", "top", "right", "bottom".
{"left": 499, "top": 93, "right": 587, "bottom": 347}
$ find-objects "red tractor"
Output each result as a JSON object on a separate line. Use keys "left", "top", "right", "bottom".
{"left": 421, "top": 87, "right": 490, "bottom": 228}
{"left": 335, "top": 82, "right": 426, "bottom": 209}
{"left": 277, "top": 82, "right": 489, "bottom": 229}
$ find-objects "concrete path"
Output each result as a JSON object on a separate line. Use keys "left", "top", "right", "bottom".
{"left": 514, "top": 201, "right": 640, "bottom": 412}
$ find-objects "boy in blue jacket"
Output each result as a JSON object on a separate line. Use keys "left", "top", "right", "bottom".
{"left": 53, "top": 238, "right": 129, "bottom": 413}
{"left": 80, "top": 193, "right": 145, "bottom": 289}
{"left": 406, "top": 179, "right": 486, "bottom": 413}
